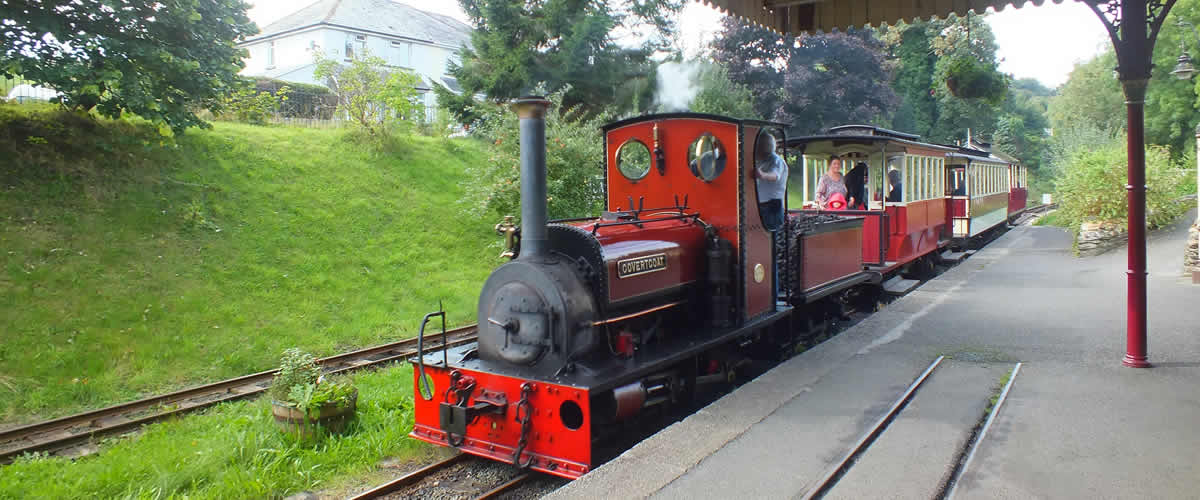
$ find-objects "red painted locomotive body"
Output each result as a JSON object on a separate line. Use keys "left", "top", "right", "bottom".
{"left": 409, "top": 111, "right": 873, "bottom": 479}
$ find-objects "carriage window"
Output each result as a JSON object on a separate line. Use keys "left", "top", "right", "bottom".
{"left": 687, "top": 133, "right": 727, "bottom": 182}
{"left": 922, "top": 158, "right": 929, "bottom": 200}
{"left": 805, "top": 156, "right": 828, "bottom": 205}
{"left": 904, "top": 157, "right": 914, "bottom": 202}
{"left": 616, "top": 139, "right": 652, "bottom": 181}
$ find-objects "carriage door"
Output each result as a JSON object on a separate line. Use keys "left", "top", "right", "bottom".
{"left": 742, "top": 126, "right": 775, "bottom": 318}
{"left": 950, "top": 166, "right": 969, "bottom": 238}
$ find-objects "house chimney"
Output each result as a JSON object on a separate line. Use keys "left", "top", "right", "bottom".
{"left": 512, "top": 96, "right": 551, "bottom": 259}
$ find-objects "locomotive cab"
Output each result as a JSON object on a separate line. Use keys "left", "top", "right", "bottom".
{"left": 601, "top": 113, "right": 791, "bottom": 322}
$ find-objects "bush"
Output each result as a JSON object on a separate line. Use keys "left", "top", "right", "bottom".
{"left": 1054, "top": 139, "right": 1191, "bottom": 233}
{"left": 222, "top": 85, "right": 291, "bottom": 125}
{"left": 251, "top": 77, "right": 330, "bottom": 96}
{"left": 461, "top": 88, "right": 608, "bottom": 221}
{"left": 314, "top": 51, "right": 422, "bottom": 136}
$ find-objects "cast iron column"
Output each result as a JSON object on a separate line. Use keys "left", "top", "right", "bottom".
{"left": 1084, "top": 0, "right": 1176, "bottom": 367}
{"left": 1122, "top": 78, "right": 1150, "bottom": 367}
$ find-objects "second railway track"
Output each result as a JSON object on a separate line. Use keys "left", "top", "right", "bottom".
{"left": 0, "top": 324, "right": 478, "bottom": 464}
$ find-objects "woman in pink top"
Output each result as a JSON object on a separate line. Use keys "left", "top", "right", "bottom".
{"left": 816, "top": 157, "right": 848, "bottom": 209}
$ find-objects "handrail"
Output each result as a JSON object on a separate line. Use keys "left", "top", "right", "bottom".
{"left": 589, "top": 212, "right": 702, "bottom": 234}
{"left": 416, "top": 304, "right": 447, "bottom": 401}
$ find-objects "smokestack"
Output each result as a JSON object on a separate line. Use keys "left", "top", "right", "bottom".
{"left": 512, "top": 96, "right": 551, "bottom": 259}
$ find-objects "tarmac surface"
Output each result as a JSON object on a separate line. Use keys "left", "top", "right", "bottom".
{"left": 549, "top": 209, "right": 1200, "bottom": 499}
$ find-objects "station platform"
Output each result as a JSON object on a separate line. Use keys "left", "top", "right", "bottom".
{"left": 549, "top": 210, "right": 1200, "bottom": 499}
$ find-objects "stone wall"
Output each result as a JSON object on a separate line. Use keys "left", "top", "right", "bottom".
{"left": 1186, "top": 224, "right": 1200, "bottom": 280}
{"left": 1077, "top": 220, "right": 1128, "bottom": 257}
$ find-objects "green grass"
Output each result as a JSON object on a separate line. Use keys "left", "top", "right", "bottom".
{"left": 0, "top": 105, "right": 498, "bottom": 423}
{"left": 1034, "top": 211, "right": 1065, "bottom": 227}
{"left": 0, "top": 364, "right": 437, "bottom": 499}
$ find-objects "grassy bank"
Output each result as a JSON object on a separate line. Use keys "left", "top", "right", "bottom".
{"left": 0, "top": 105, "right": 497, "bottom": 422}
{"left": 0, "top": 364, "right": 435, "bottom": 499}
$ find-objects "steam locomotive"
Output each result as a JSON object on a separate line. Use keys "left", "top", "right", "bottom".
{"left": 408, "top": 98, "right": 1030, "bottom": 479}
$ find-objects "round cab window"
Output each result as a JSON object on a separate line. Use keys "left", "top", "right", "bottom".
{"left": 688, "top": 134, "right": 726, "bottom": 182}
{"left": 616, "top": 139, "right": 652, "bottom": 181}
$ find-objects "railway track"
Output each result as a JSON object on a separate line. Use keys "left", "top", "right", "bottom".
{"left": 0, "top": 324, "right": 478, "bottom": 464}
{"left": 349, "top": 453, "right": 542, "bottom": 500}
{"left": 1011, "top": 203, "right": 1057, "bottom": 226}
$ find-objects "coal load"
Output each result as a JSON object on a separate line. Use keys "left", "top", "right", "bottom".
{"left": 774, "top": 213, "right": 850, "bottom": 301}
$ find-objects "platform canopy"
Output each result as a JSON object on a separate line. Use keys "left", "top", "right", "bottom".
{"left": 701, "top": 0, "right": 1064, "bottom": 34}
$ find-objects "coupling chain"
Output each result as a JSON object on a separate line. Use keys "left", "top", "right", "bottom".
{"left": 512, "top": 382, "right": 535, "bottom": 468}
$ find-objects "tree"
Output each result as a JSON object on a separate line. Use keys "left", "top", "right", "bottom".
{"left": 0, "top": 0, "right": 257, "bottom": 134}
{"left": 993, "top": 78, "right": 1052, "bottom": 173}
{"left": 314, "top": 52, "right": 422, "bottom": 136}
{"left": 461, "top": 88, "right": 609, "bottom": 220}
{"left": 1047, "top": 50, "right": 1124, "bottom": 136}
{"left": 881, "top": 16, "right": 1008, "bottom": 144}
{"left": 436, "top": 0, "right": 684, "bottom": 123}
{"left": 887, "top": 24, "right": 939, "bottom": 138}
{"left": 712, "top": 19, "right": 897, "bottom": 135}
{"left": 925, "top": 15, "right": 1006, "bottom": 144}
{"left": 690, "top": 62, "right": 759, "bottom": 118}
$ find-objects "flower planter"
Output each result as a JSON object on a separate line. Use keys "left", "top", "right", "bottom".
{"left": 271, "top": 389, "right": 357, "bottom": 437}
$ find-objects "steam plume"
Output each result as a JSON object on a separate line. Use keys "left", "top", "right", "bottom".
{"left": 654, "top": 60, "right": 703, "bottom": 112}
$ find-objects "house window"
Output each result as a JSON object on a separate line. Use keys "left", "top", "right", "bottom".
{"left": 267, "top": 41, "right": 275, "bottom": 68}
{"left": 390, "top": 40, "right": 411, "bottom": 67}
{"left": 346, "top": 34, "right": 366, "bottom": 61}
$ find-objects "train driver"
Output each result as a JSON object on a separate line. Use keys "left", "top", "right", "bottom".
{"left": 754, "top": 132, "right": 788, "bottom": 232}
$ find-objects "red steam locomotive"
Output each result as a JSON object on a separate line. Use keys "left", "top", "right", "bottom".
{"left": 409, "top": 99, "right": 1030, "bottom": 479}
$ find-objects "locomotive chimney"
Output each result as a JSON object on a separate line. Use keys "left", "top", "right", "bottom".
{"left": 512, "top": 96, "right": 551, "bottom": 259}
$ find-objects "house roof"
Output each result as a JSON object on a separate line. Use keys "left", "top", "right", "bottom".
{"left": 243, "top": 0, "right": 472, "bottom": 49}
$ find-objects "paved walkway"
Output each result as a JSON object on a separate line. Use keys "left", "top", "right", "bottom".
{"left": 550, "top": 210, "right": 1200, "bottom": 499}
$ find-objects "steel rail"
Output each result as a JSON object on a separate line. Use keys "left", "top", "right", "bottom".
{"left": 475, "top": 472, "right": 532, "bottom": 500}
{"left": 0, "top": 324, "right": 478, "bottom": 464}
{"left": 944, "top": 362, "right": 1023, "bottom": 500}
{"left": 800, "top": 356, "right": 946, "bottom": 500}
{"left": 347, "top": 453, "right": 472, "bottom": 500}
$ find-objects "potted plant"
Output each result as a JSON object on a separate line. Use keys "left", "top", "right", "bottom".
{"left": 269, "top": 348, "right": 358, "bottom": 438}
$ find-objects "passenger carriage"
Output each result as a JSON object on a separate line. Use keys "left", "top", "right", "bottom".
{"left": 786, "top": 125, "right": 954, "bottom": 273}
{"left": 945, "top": 142, "right": 1021, "bottom": 242}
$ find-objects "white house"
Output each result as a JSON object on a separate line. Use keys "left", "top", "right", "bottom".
{"left": 238, "top": 0, "right": 472, "bottom": 112}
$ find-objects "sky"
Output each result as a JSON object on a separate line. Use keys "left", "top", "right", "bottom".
{"left": 246, "top": 0, "right": 1110, "bottom": 89}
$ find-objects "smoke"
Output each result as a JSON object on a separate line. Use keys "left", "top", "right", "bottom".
{"left": 654, "top": 60, "right": 704, "bottom": 112}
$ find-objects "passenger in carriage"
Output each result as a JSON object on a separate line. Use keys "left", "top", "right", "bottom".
{"left": 845, "top": 162, "right": 868, "bottom": 210}
{"left": 887, "top": 169, "right": 903, "bottom": 202}
{"left": 815, "top": 157, "right": 848, "bottom": 210}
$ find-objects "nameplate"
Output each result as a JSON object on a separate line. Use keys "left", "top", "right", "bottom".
{"left": 617, "top": 254, "right": 667, "bottom": 278}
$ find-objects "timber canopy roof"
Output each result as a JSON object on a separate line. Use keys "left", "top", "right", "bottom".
{"left": 701, "top": 0, "right": 1065, "bottom": 34}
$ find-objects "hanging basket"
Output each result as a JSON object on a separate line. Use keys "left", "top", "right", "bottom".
{"left": 943, "top": 56, "right": 1007, "bottom": 102}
